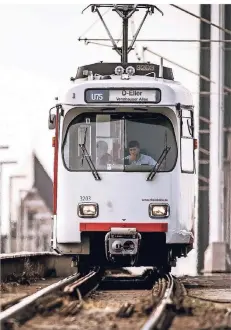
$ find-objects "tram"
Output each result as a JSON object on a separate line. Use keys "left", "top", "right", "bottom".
{"left": 48, "top": 4, "right": 196, "bottom": 273}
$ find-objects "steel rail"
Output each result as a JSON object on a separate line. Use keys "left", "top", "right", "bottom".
{"left": 0, "top": 251, "right": 57, "bottom": 259}
{"left": 56, "top": 268, "right": 103, "bottom": 317}
{"left": 141, "top": 274, "right": 175, "bottom": 330}
{"left": 64, "top": 267, "right": 102, "bottom": 294}
{"left": 187, "top": 294, "right": 231, "bottom": 304}
{"left": 0, "top": 272, "right": 80, "bottom": 324}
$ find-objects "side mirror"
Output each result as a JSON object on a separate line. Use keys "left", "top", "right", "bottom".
{"left": 48, "top": 114, "right": 56, "bottom": 130}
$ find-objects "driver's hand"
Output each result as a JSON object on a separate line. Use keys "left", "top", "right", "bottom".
{"left": 130, "top": 153, "right": 136, "bottom": 161}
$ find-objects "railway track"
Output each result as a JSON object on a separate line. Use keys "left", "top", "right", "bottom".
{"left": 2, "top": 268, "right": 230, "bottom": 330}
{"left": 1, "top": 267, "right": 185, "bottom": 330}
{"left": 7, "top": 267, "right": 230, "bottom": 330}
{"left": 1, "top": 258, "right": 230, "bottom": 330}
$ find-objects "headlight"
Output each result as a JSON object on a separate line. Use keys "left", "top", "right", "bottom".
{"left": 114, "top": 65, "right": 124, "bottom": 75}
{"left": 149, "top": 204, "right": 169, "bottom": 218}
{"left": 77, "top": 203, "right": 99, "bottom": 218}
{"left": 125, "top": 66, "right": 135, "bottom": 76}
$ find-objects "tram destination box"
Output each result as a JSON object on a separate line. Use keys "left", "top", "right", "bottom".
{"left": 85, "top": 88, "right": 161, "bottom": 104}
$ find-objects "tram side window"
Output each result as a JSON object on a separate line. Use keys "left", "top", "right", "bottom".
{"left": 63, "top": 115, "right": 94, "bottom": 171}
{"left": 181, "top": 109, "right": 194, "bottom": 173}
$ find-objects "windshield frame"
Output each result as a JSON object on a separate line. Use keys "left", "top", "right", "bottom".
{"left": 61, "top": 110, "right": 178, "bottom": 173}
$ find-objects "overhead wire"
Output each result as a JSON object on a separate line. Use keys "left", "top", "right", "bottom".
{"left": 130, "top": 18, "right": 141, "bottom": 61}
{"left": 79, "top": 7, "right": 111, "bottom": 39}
{"left": 168, "top": 5, "right": 231, "bottom": 93}
{"left": 143, "top": 46, "right": 231, "bottom": 93}
{"left": 79, "top": 5, "right": 231, "bottom": 64}
{"left": 79, "top": 5, "right": 231, "bottom": 45}
{"left": 79, "top": 4, "right": 231, "bottom": 94}
{"left": 143, "top": 47, "right": 215, "bottom": 84}
{"left": 170, "top": 4, "right": 231, "bottom": 37}
{"left": 83, "top": 41, "right": 231, "bottom": 52}
{"left": 79, "top": 38, "right": 231, "bottom": 43}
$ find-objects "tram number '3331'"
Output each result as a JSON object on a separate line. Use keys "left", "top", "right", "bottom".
{"left": 80, "top": 196, "right": 92, "bottom": 201}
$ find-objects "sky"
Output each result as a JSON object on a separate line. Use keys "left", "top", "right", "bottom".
{"left": 0, "top": 3, "right": 200, "bottom": 245}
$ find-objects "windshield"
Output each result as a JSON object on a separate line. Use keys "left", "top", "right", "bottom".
{"left": 62, "top": 111, "right": 177, "bottom": 172}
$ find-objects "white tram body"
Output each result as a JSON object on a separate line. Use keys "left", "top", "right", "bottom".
{"left": 49, "top": 61, "right": 196, "bottom": 272}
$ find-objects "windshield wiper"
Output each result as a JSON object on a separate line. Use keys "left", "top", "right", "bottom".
{"left": 146, "top": 146, "right": 171, "bottom": 181}
{"left": 79, "top": 128, "right": 101, "bottom": 181}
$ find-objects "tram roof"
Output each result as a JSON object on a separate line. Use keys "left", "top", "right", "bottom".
{"left": 71, "top": 62, "right": 174, "bottom": 81}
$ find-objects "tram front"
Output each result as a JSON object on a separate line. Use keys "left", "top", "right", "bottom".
{"left": 50, "top": 76, "right": 194, "bottom": 271}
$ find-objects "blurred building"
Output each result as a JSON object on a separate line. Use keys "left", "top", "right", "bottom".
{"left": 8, "top": 153, "right": 53, "bottom": 253}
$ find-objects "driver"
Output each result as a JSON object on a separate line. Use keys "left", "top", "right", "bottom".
{"left": 125, "top": 140, "right": 157, "bottom": 166}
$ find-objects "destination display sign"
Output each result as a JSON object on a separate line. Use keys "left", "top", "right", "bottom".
{"left": 85, "top": 89, "right": 161, "bottom": 104}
